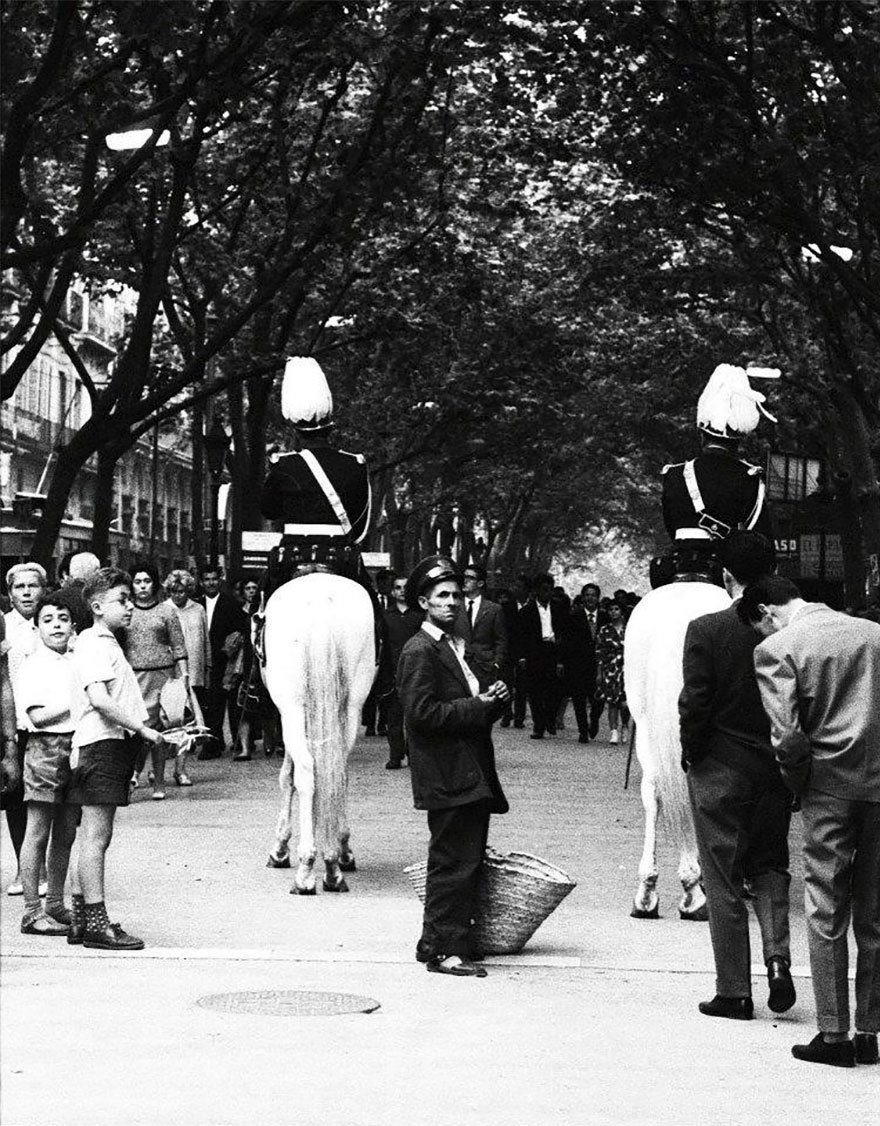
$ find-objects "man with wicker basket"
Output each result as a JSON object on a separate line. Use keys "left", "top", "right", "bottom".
{"left": 397, "top": 555, "right": 509, "bottom": 978}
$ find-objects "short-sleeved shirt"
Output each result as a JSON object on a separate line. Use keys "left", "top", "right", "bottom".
{"left": 72, "top": 623, "right": 148, "bottom": 749}
{"left": 16, "top": 644, "right": 82, "bottom": 734}
{"left": 4, "top": 608, "right": 40, "bottom": 730}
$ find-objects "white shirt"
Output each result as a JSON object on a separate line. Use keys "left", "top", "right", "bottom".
{"left": 537, "top": 601, "right": 555, "bottom": 642}
{"left": 71, "top": 623, "right": 148, "bottom": 749}
{"left": 17, "top": 644, "right": 83, "bottom": 734}
{"left": 465, "top": 594, "right": 482, "bottom": 625}
{"left": 205, "top": 593, "right": 219, "bottom": 630}
{"left": 421, "top": 621, "right": 480, "bottom": 697}
{"left": 4, "top": 608, "right": 40, "bottom": 730}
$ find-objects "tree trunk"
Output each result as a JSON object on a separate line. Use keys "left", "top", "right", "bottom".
{"left": 191, "top": 401, "right": 206, "bottom": 571}
{"left": 91, "top": 440, "right": 127, "bottom": 563}
{"left": 829, "top": 385, "right": 880, "bottom": 603}
{"left": 29, "top": 422, "right": 101, "bottom": 567}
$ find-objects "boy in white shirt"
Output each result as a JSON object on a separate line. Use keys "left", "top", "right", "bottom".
{"left": 68, "top": 568, "right": 166, "bottom": 951}
{"left": 17, "top": 594, "right": 83, "bottom": 935}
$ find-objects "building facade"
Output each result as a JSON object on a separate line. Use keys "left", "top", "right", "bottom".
{"left": 1, "top": 281, "right": 200, "bottom": 585}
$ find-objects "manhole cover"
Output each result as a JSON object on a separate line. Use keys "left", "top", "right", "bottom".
{"left": 196, "top": 990, "right": 380, "bottom": 1017}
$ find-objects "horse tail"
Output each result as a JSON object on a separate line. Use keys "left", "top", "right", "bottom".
{"left": 301, "top": 613, "right": 351, "bottom": 851}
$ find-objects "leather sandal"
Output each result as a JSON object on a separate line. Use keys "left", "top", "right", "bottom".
{"left": 21, "top": 910, "right": 69, "bottom": 936}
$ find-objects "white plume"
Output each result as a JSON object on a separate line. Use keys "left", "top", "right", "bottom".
{"left": 281, "top": 357, "right": 333, "bottom": 429}
{"left": 697, "top": 363, "right": 778, "bottom": 437}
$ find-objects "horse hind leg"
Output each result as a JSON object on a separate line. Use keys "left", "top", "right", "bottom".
{"left": 322, "top": 699, "right": 360, "bottom": 892}
{"left": 631, "top": 768, "right": 661, "bottom": 919}
{"left": 266, "top": 753, "right": 295, "bottom": 869}
{"left": 677, "top": 835, "right": 707, "bottom": 921}
{"left": 276, "top": 705, "right": 317, "bottom": 895}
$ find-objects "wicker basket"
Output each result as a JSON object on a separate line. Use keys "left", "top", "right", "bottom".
{"left": 403, "top": 848, "right": 576, "bottom": 955}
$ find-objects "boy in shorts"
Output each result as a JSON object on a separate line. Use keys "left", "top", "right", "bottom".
{"left": 68, "top": 568, "right": 166, "bottom": 951}
{"left": 17, "top": 594, "right": 83, "bottom": 935}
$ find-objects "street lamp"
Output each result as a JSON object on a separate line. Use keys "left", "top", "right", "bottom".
{"left": 204, "top": 418, "right": 230, "bottom": 566}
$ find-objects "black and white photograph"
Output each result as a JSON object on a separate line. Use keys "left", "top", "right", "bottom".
{"left": 1, "top": 2, "right": 879, "bottom": 1123}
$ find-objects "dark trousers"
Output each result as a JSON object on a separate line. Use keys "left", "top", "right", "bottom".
{"left": 1, "top": 733, "right": 28, "bottom": 863}
{"left": 205, "top": 660, "right": 241, "bottom": 752}
{"left": 362, "top": 687, "right": 388, "bottom": 734}
{"left": 801, "top": 791, "right": 880, "bottom": 1033}
{"left": 567, "top": 664, "right": 595, "bottom": 739}
{"left": 421, "top": 801, "right": 490, "bottom": 958}
{"left": 527, "top": 644, "right": 562, "bottom": 736}
{"left": 687, "top": 754, "right": 792, "bottom": 997}
{"left": 384, "top": 691, "right": 406, "bottom": 765}
{"left": 502, "top": 661, "right": 528, "bottom": 726}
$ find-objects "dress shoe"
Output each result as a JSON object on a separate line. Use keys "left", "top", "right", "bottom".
{"left": 67, "top": 920, "right": 85, "bottom": 946}
{"left": 546, "top": 726, "right": 557, "bottom": 736}
{"left": 530, "top": 732, "right": 544, "bottom": 740}
{"left": 766, "top": 956, "right": 796, "bottom": 1013}
{"left": 385, "top": 760, "right": 402, "bottom": 770}
{"left": 415, "top": 939, "right": 433, "bottom": 964}
{"left": 578, "top": 734, "right": 590, "bottom": 744}
{"left": 791, "top": 1032, "right": 855, "bottom": 1068}
{"left": 83, "top": 923, "right": 145, "bottom": 951}
{"left": 698, "top": 995, "right": 754, "bottom": 1020}
{"left": 855, "top": 1033, "right": 878, "bottom": 1064}
{"left": 426, "top": 956, "right": 487, "bottom": 978}
{"left": 500, "top": 717, "right": 511, "bottom": 728}
{"left": 364, "top": 727, "right": 377, "bottom": 737}
{"left": 232, "top": 752, "right": 252, "bottom": 762}
{"left": 21, "top": 911, "right": 69, "bottom": 936}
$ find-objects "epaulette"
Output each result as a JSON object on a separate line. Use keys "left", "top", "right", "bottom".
{"left": 660, "top": 461, "right": 685, "bottom": 475}
{"left": 740, "top": 459, "right": 763, "bottom": 476}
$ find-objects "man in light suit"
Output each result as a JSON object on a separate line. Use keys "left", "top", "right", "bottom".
{"left": 679, "top": 532, "right": 794, "bottom": 1023}
{"left": 742, "top": 576, "right": 880, "bottom": 1068}
{"left": 454, "top": 564, "right": 509, "bottom": 686}
{"left": 397, "top": 555, "right": 509, "bottom": 978}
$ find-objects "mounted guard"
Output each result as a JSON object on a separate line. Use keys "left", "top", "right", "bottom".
{"left": 652, "top": 364, "right": 779, "bottom": 587}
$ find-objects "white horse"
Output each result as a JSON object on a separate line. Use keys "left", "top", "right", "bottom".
{"left": 623, "top": 580, "right": 730, "bottom": 920}
{"left": 263, "top": 572, "right": 376, "bottom": 894}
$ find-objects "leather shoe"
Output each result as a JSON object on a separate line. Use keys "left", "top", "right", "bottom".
{"left": 698, "top": 995, "right": 754, "bottom": 1020}
{"left": 385, "top": 760, "right": 402, "bottom": 770}
{"left": 67, "top": 920, "right": 85, "bottom": 945}
{"left": 530, "top": 732, "right": 544, "bottom": 740}
{"left": 21, "top": 911, "right": 69, "bottom": 936}
{"left": 855, "top": 1032, "right": 878, "bottom": 1064}
{"left": 83, "top": 923, "right": 145, "bottom": 951}
{"left": 578, "top": 734, "right": 590, "bottom": 744}
{"left": 426, "top": 957, "right": 487, "bottom": 978}
{"left": 791, "top": 1032, "right": 855, "bottom": 1068}
{"left": 767, "top": 956, "right": 796, "bottom": 1013}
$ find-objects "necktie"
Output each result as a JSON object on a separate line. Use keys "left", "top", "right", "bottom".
{"left": 468, "top": 600, "right": 476, "bottom": 627}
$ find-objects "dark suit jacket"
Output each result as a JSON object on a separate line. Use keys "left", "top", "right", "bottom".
{"left": 562, "top": 608, "right": 604, "bottom": 689}
{"left": 679, "top": 603, "right": 775, "bottom": 779}
{"left": 199, "top": 593, "right": 247, "bottom": 661}
{"left": 754, "top": 604, "right": 880, "bottom": 800}
{"left": 396, "top": 628, "right": 508, "bottom": 813}
{"left": 453, "top": 596, "right": 508, "bottom": 682}
{"left": 519, "top": 599, "right": 569, "bottom": 665}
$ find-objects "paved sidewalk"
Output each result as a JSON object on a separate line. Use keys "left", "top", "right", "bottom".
{"left": 1, "top": 724, "right": 873, "bottom": 1125}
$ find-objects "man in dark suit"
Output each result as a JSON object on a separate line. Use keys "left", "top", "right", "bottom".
{"left": 565, "top": 583, "right": 606, "bottom": 743}
{"left": 454, "top": 564, "right": 508, "bottom": 685}
{"left": 679, "top": 532, "right": 794, "bottom": 1024}
{"left": 500, "top": 574, "right": 531, "bottom": 728}
{"left": 743, "top": 576, "right": 880, "bottom": 1069}
{"left": 519, "top": 573, "right": 568, "bottom": 740}
{"left": 397, "top": 555, "right": 509, "bottom": 978}
{"left": 198, "top": 566, "right": 247, "bottom": 758}
{"left": 382, "top": 574, "right": 423, "bottom": 770}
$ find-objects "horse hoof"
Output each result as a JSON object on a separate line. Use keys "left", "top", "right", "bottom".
{"left": 266, "top": 853, "right": 291, "bottom": 869}
{"left": 630, "top": 901, "right": 660, "bottom": 919}
{"left": 291, "top": 884, "right": 316, "bottom": 895}
{"left": 338, "top": 856, "right": 357, "bottom": 873}
{"left": 322, "top": 877, "right": 349, "bottom": 893}
{"left": 679, "top": 904, "right": 708, "bottom": 922}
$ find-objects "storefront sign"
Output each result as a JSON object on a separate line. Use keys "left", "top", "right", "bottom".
{"left": 799, "top": 534, "right": 821, "bottom": 579}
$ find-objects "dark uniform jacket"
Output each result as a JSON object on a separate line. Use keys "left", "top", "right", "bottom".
{"left": 261, "top": 446, "right": 370, "bottom": 542}
{"left": 679, "top": 603, "right": 776, "bottom": 781}
{"left": 199, "top": 593, "right": 247, "bottom": 662}
{"left": 453, "top": 597, "right": 508, "bottom": 683}
{"left": 396, "top": 628, "right": 508, "bottom": 813}
{"left": 661, "top": 445, "right": 773, "bottom": 543}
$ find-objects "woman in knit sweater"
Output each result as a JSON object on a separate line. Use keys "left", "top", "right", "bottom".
{"left": 123, "top": 560, "right": 188, "bottom": 800}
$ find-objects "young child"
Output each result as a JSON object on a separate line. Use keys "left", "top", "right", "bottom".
{"left": 16, "top": 594, "right": 83, "bottom": 935}
{"left": 68, "top": 568, "right": 166, "bottom": 951}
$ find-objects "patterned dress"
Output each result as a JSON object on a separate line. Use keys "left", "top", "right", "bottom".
{"left": 595, "top": 623, "right": 626, "bottom": 707}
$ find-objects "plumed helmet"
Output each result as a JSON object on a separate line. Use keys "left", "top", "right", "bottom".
{"left": 697, "top": 364, "right": 780, "bottom": 439}
{"left": 281, "top": 356, "right": 333, "bottom": 431}
{"left": 404, "top": 555, "right": 461, "bottom": 607}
